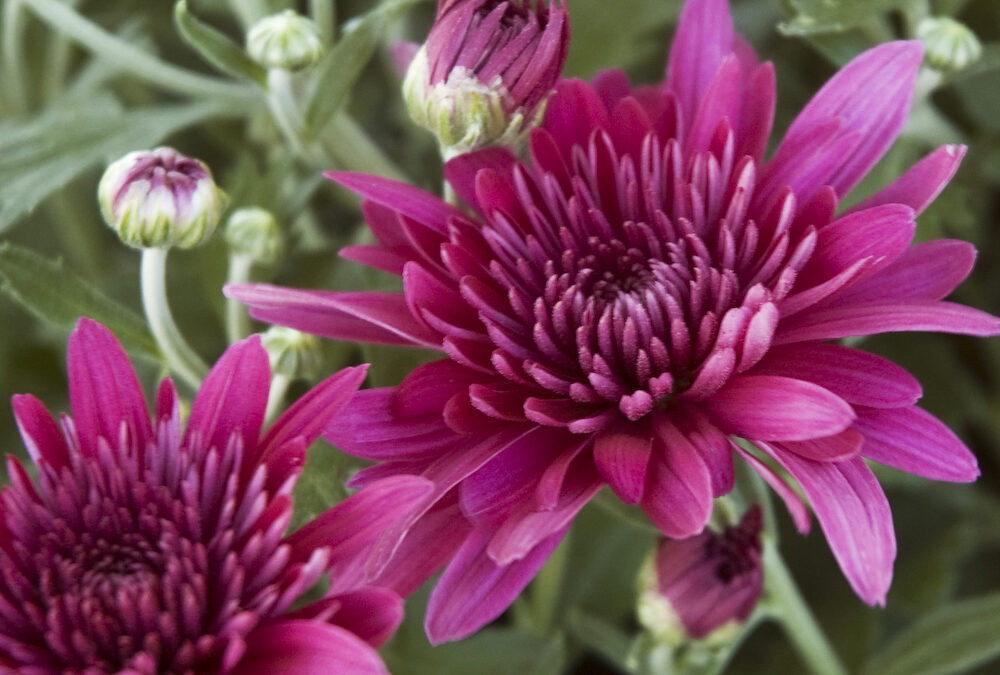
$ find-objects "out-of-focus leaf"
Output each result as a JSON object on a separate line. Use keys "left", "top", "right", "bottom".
{"left": 861, "top": 593, "right": 1000, "bottom": 675}
{"left": 303, "top": 0, "right": 423, "bottom": 137}
{"left": 563, "top": 0, "right": 681, "bottom": 78}
{"left": 0, "top": 97, "right": 229, "bottom": 232}
{"left": 174, "top": 0, "right": 268, "bottom": 86}
{"left": 290, "top": 438, "right": 364, "bottom": 530}
{"left": 565, "top": 609, "right": 633, "bottom": 671}
{"left": 779, "top": 0, "right": 908, "bottom": 35}
{"left": 0, "top": 243, "right": 160, "bottom": 360}
{"left": 384, "top": 623, "right": 566, "bottom": 675}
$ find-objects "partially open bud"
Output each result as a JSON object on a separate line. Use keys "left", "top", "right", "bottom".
{"left": 261, "top": 326, "right": 324, "bottom": 381}
{"left": 638, "top": 505, "right": 764, "bottom": 643}
{"left": 98, "top": 147, "right": 225, "bottom": 250}
{"left": 403, "top": 0, "right": 569, "bottom": 157}
{"left": 917, "top": 17, "right": 982, "bottom": 73}
{"left": 224, "top": 207, "right": 284, "bottom": 265}
{"left": 247, "top": 10, "right": 323, "bottom": 71}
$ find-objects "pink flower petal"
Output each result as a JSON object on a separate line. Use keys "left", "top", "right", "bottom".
{"left": 370, "top": 494, "right": 473, "bottom": 597}
{"left": 704, "top": 375, "right": 855, "bottom": 441}
{"left": 487, "top": 457, "right": 602, "bottom": 564}
{"left": 225, "top": 284, "right": 442, "bottom": 348}
{"left": 183, "top": 334, "right": 269, "bottom": 456}
{"left": 834, "top": 239, "right": 977, "bottom": 305}
{"left": 796, "top": 204, "right": 915, "bottom": 289}
{"left": 284, "top": 475, "right": 433, "bottom": 585}
{"left": 67, "top": 318, "right": 153, "bottom": 455}
{"left": 766, "top": 449, "right": 896, "bottom": 606}
{"left": 731, "top": 442, "right": 810, "bottom": 533}
{"left": 736, "top": 63, "right": 775, "bottom": 161}
{"left": 444, "top": 148, "right": 519, "bottom": 217}
{"left": 594, "top": 425, "right": 653, "bottom": 505}
{"left": 854, "top": 406, "right": 979, "bottom": 482}
{"left": 666, "top": 0, "right": 735, "bottom": 129}
{"left": 460, "top": 425, "right": 569, "bottom": 525}
{"left": 775, "top": 300, "right": 1000, "bottom": 344}
{"left": 776, "top": 428, "right": 865, "bottom": 462}
{"left": 233, "top": 620, "right": 388, "bottom": 675}
{"left": 851, "top": 144, "right": 966, "bottom": 215}
{"left": 426, "top": 526, "right": 566, "bottom": 644}
{"left": 11, "top": 394, "right": 69, "bottom": 468}
{"left": 542, "top": 79, "right": 610, "bottom": 153}
{"left": 326, "top": 172, "right": 472, "bottom": 235}
{"left": 751, "top": 343, "right": 921, "bottom": 409}
{"left": 765, "top": 41, "right": 923, "bottom": 200}
{"left": 260, "top": 365, "right": 367, "bottom": 461}
{"left": 642, "top": 416, "right": 714, "bottom": 538}
{"left": 323, "top": 587, "right": 403, "bottom": 649}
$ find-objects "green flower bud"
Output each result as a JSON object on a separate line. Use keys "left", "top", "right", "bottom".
{"left": 261, "top": 326, "right": 324, "bottom": 380}
{"left": 98, "top": 147, "right": 225, "bottom": 250}
{"left": 224, "top": 207, "right": 284, "bottom": 265}
{"left": 918, "top": 17, "right": 982, "bottom": 73}
{"left": 246, "top": 10, "right": 323, "bottom": 71}
{"left": 402, "top": 47, "right": 540, "bottom": 159}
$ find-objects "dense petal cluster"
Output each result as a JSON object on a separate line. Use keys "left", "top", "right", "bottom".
{"left": 0, "top": 319, "right": 430, "bottom": 673}
{"left": 230, "top": 0, "right": 999, "bottom": 644}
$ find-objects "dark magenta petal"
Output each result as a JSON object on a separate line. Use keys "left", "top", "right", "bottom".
{"left": 666, "top": 0, "right": 735, "bottom": 128}
{"left": 11, "top": 394, "right": 69, "bottom": 469}
{"left": 851, "top": 144, "right": 966, "bottom": 216}
{"left": 67, "top": 318, "right": 153, "bottom": 455}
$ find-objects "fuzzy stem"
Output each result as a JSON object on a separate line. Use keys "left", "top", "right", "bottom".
{"left": 226, "top": 254, "right": 255, "bottom": 343}
{"left": 140, "top": 247, "right": 208, "bottom": 390}
{"left": 763, "top": 542, "right": 850, "bottom": 675}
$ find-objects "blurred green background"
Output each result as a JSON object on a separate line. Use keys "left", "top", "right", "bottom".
{"left": 1, "top": 0, "right": 998, "bottom": 672}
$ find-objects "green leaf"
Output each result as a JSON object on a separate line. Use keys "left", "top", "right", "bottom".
{"left": 0, "top": 243, "right": 160, "bottom": 360}
{"left": 303, "top": 0, "right": 423, "bottom": 137}
{"left": 861, "top": 593, "right": 1000, "bottom": 675}
{"left": 0, "top": 97, "right": 229, "bottom": 232}
{"left": 174, "top": 0, "right": 268, "bottom": 86}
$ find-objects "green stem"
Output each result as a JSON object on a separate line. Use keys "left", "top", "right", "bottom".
{"left": 226, "top": 254, "right": 255, "bottom": 343}
{"left": 140, "top": 247, "right": 209, "bottom": 391}
{"left": 309, "top": 0, "right": 336, "bottom": 45}
{"left": 25, "top": 0, "right": 253, "bottom": 104}
{"left": 531, "top": 531, "right": 571, "bottom": 634}
{"left": 763, "top": 541, "right": 850, "bottom": 675}
{"left": 265, "top": 373, "right": 292, "bottom": 424}
{"left": 267, "top": 68, "right": 311, "bottom": 159}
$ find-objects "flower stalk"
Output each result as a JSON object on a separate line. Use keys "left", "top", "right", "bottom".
{"left": 140, "top": 247, "right": 208, "bottom": 390}
{"left": 763, "top": 541, "right": 850, "bottom": 675}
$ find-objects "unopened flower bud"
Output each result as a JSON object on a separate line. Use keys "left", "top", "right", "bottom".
{"left": 917, "top": 17, "right": 982, "bottom": 72}
{"left": 247, "top": 10, "right": 323, "bottom": 71}
{"left": 98, "top": 147, "right": 225, "bottom": 250}
{"left": 224, "top": 207, "right": 284, "bottom": 265}
{"left": 261, "top": 326, "right": 324, "bottom": 381}
{"left": 638, "top": 505, "right": 764, "bottom": 643}
{"left": 403, "top": 0, "right": 569, "bottom": 157}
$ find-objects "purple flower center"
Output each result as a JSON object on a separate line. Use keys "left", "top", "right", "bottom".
{"left": 469, "top": 131, "right": 814, "bottom": 424}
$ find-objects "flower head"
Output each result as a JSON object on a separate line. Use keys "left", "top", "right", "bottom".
{"left": 229, "top": 0, "right": 1000, "bottom": 644}
{"left": 246, "top": 10, "right": 324, "bottom": 71}
{"left": 639, "top": 505, "right": 763, "bottom": 641}
{"left": 403, "top": 0, "right": 569, "bottom": 156}
{"left": 1, "top": 318, "right": 430, "bottom": 672}
{"left": 98, "top": 147, "right": 226, "bottom": 250}
{"left": 225, "top": 206, "right": 284, "bottom": 265}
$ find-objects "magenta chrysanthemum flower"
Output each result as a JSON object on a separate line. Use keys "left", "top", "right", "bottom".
{"left": 1, "top": 318, "right": 430, "bottom": 673}
{"left": 229, "top": 0, "right": 1000, "bottom": 644}
{"left": 643, "top": 505, "right": 763, "bottom": 640}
